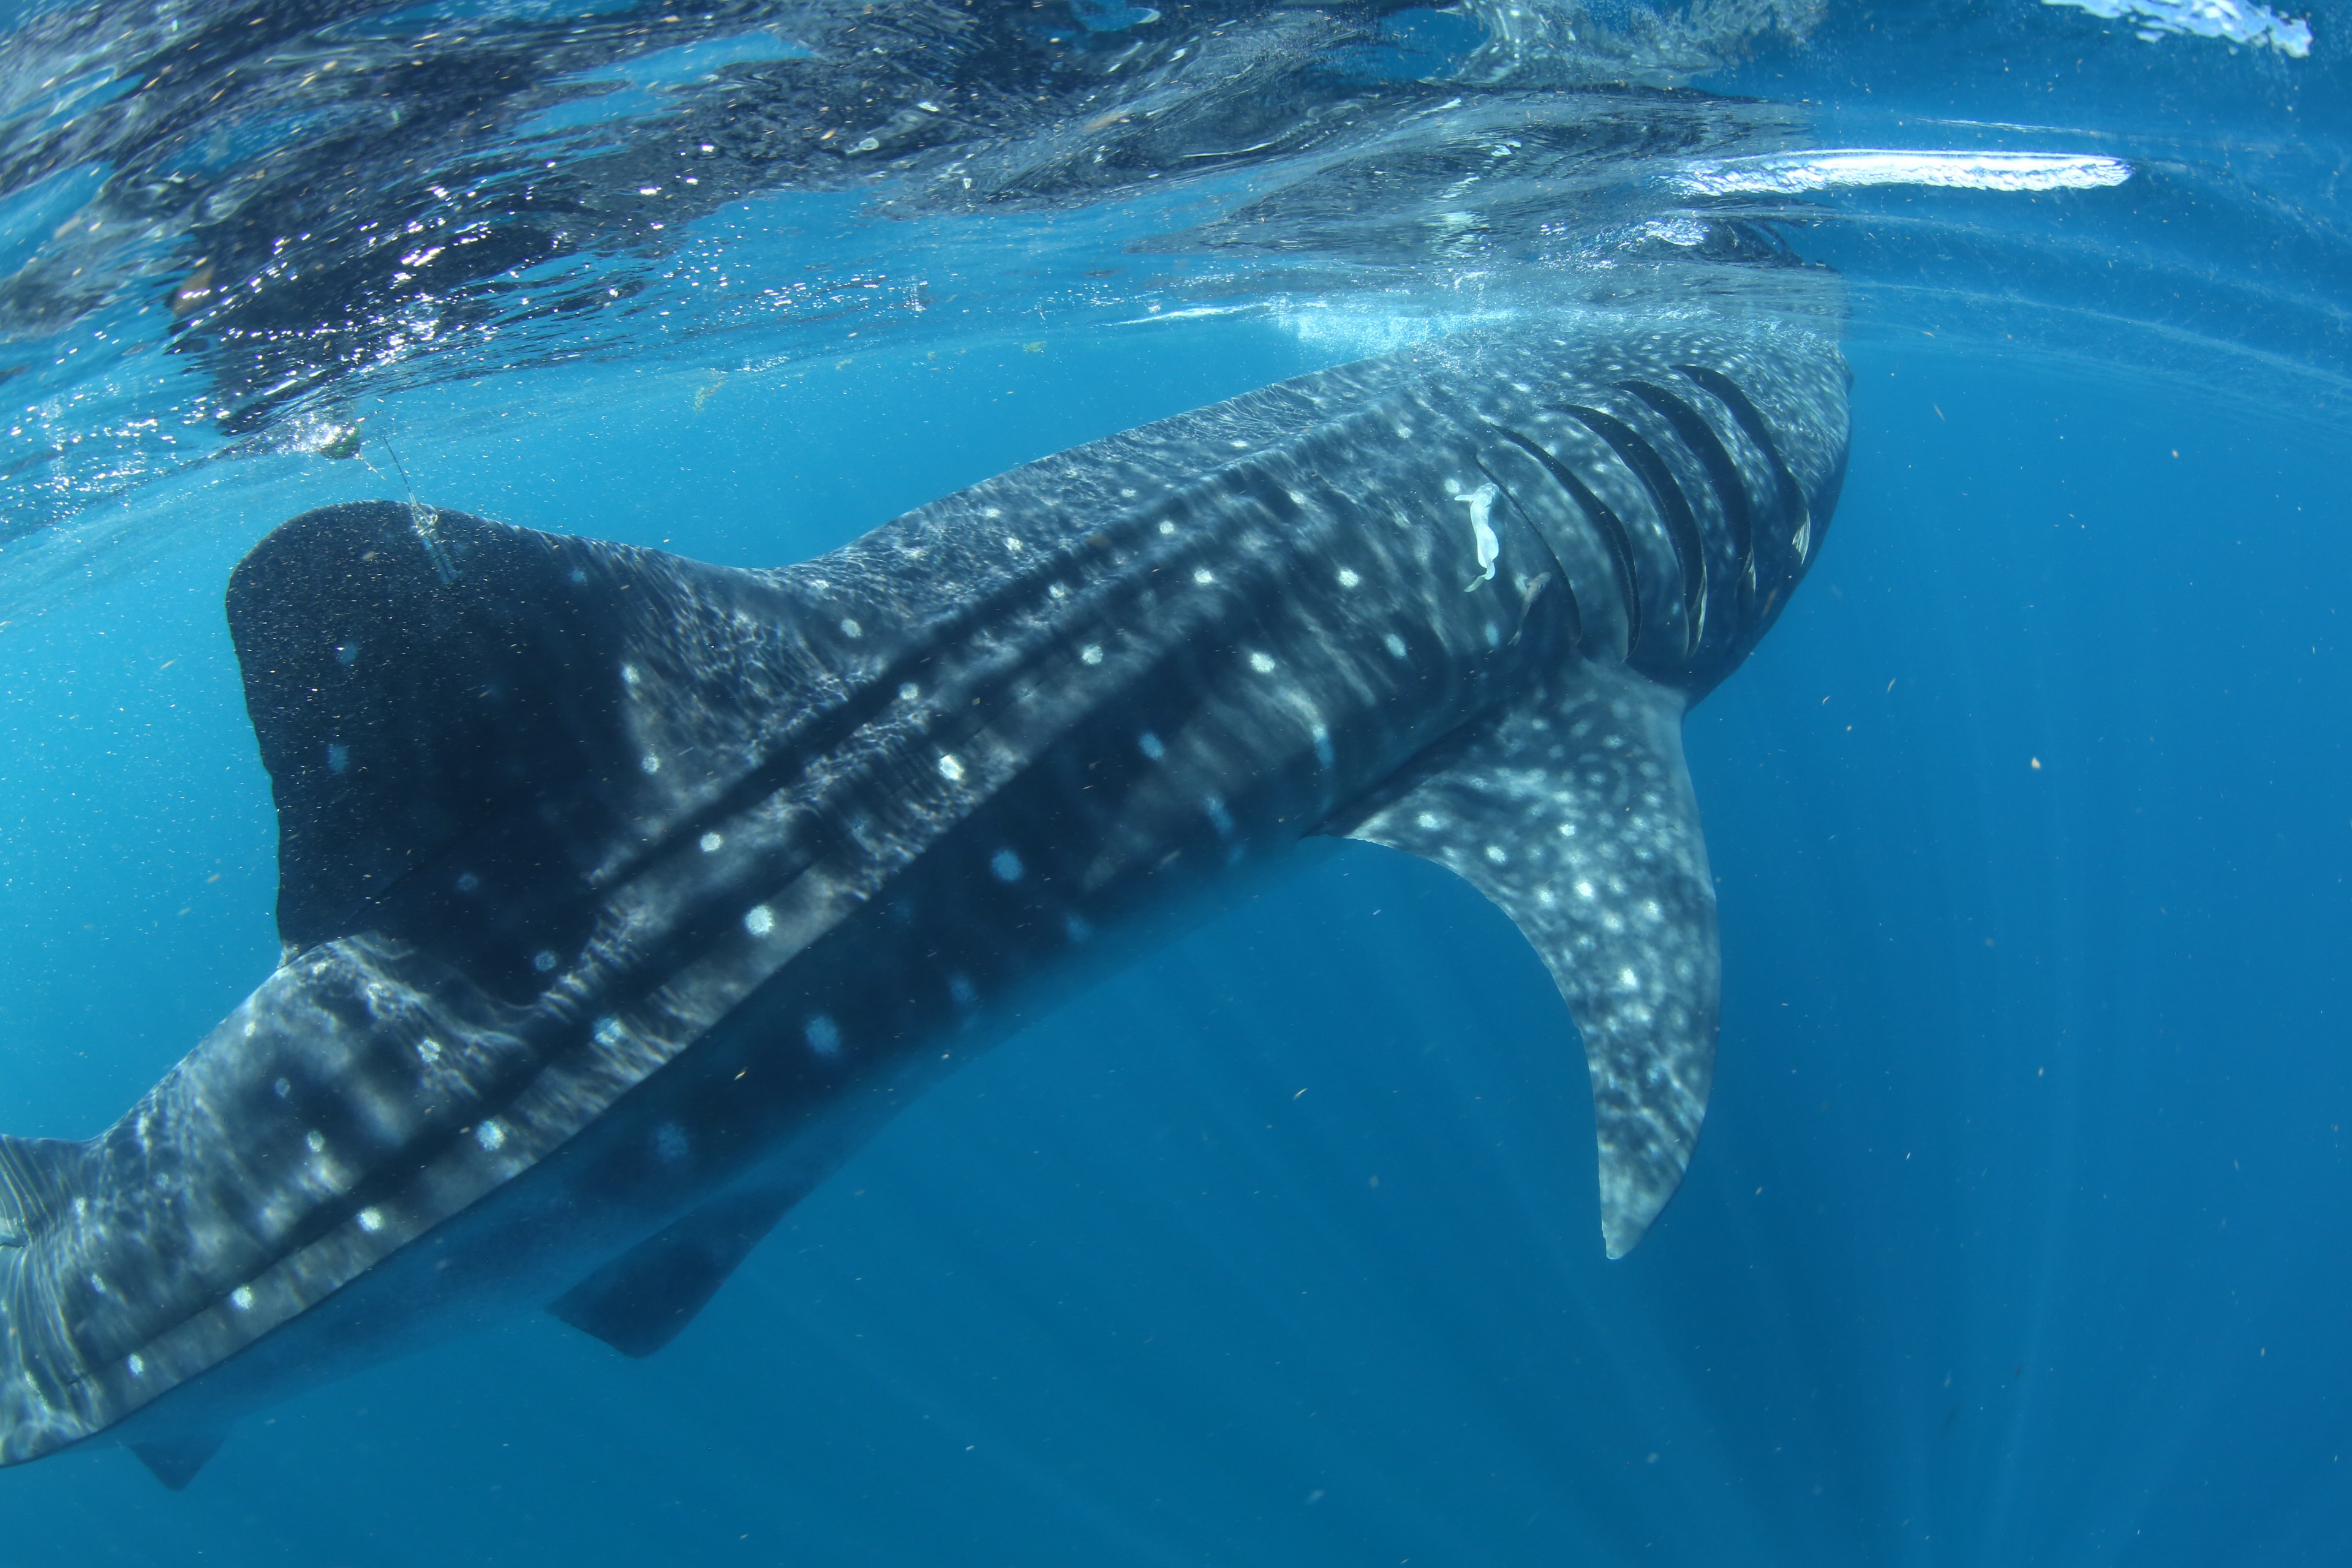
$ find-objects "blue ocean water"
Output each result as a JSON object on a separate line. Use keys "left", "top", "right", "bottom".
{"left": 2, "top": 1, "right": 2348, "bottom": 1562}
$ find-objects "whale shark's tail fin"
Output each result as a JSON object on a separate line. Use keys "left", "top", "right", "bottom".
{"left": 1339, "top": 662, "right": 1717, "bottom": 1257}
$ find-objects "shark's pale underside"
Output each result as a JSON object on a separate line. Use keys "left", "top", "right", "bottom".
{"left": 0, "top": 312, "right": 1847, "bottom": 1486}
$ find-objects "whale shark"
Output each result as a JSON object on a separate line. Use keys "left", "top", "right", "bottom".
{"left": 0, "top": 312, "right": 1847, "bottom": 1487}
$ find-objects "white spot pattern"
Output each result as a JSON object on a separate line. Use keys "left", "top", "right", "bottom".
{"left": 1204, "top": 795, "right": 1235, "bottom": 837}
{"left": 804, "top": 1015, "right": 842, "bottom": 1057}
{"left": 1340, "top": 665, "right": 1725, "bottom": 1262}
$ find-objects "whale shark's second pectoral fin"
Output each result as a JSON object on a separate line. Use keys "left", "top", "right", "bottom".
{"left": 549, "top": 1177, "right": 812, "bottom": 1358}
{"left": 129, "top": 1430, "right": 224, "bottom": 1490}
{"left": 1336, "top": 663, "right": 1719, "bottom": 1258}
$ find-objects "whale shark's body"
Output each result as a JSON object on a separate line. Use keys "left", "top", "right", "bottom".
{"left": 0, "top": 313, "right": 1846, "bottom": 1486}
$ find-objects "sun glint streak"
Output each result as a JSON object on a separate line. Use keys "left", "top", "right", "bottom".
{"left": 1676, "top": 149, "right": 2135, "bottom": 198}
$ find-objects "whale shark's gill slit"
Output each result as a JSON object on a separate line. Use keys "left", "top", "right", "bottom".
{"left": 1559, "top": 405, "right": 1706, "bottom": 656}
{"left": 1495, "top": 428, "right": 1641, "bottom": 658}
{"left": 1477, "top": 455, "right": 1583, "bottom": 650}
{"left": 1672, "top": 364, "right": 1811, "bottom": 563}
{"left": 1619, "top": 380, "right": 1753, "bottom": 575}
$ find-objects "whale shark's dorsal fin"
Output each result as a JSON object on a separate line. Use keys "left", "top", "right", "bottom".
{"left": 1336, "top": 661, "right": 1719, "bottom": 1257}
{"left": 225, "top": 500, "right": 644, "bottom": 957}
{"left": 130, "top": 1430, "right": 224, "bottom": 1490}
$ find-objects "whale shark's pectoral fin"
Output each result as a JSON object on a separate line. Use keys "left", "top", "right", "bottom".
{"left": 549, "top": 1178, "right": 809, "bottom": 1358}
{"left": 1336, "top": 662, "right": 1719, "bottom": 1258}
{"left": 130, "top": 1431, "right": 225, "bottom": 1490}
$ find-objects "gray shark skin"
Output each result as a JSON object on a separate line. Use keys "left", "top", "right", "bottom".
{"left": 0, "top": 311, "right": 1847, "bottom": 1486}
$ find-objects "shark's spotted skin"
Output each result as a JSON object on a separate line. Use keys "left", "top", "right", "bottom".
{"left": 0, "top": 314, "right": 1849, "bottom": 1481}
{"left": 1340, "top": 665, "right": 1716, "bottom": 1257}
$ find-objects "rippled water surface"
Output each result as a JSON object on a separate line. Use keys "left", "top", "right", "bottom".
{"left": 1, "top": 1, "right": 2347, "bottom": 1562}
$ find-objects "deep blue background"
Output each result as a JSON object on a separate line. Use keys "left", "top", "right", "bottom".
{"left": 0, "top": 319, "right": 2345, "bottom": 1564}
